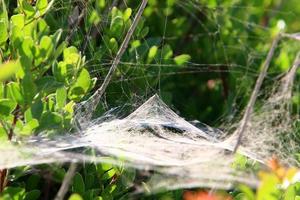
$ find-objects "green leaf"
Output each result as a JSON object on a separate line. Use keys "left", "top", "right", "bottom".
{"left": 26, "top": 174, "right": 41, "bottom": 191}
{"left": 238, "top": 185, "right": 255, "bottom": 200}
{"left": 0, "top": 82, "right": 3, "bottom": 98}
{"left": 38, "top": 111, "right": 63, "bottom": 130}
{"left": 135, "top": 18, "right": 145, "bottom": 37}
{"left": 0, "top": 61, "right": 20, "bottom": 82}
{"left": 21, "top": 0, "right": 35, "bottom": 19}
{"left": 53, "top": 41, "right": 67, "bottom": 60}
{"left": 96, "top": 0, "right": 105, "bottom": 10}
{"left": 174, "top": 54, "right": 191, "bottom": 66}
{"left": 161, "top": 45, "right": 173, "bottom": 60}
{"left": 64, "top": 101, "right": 75, "bottom": 115}
{"left": 139, "top": 27, "right": 149, "bottom": 38}
{"left": 36, "top": 0, "right": 48, "bottom": 15}
{"left": 285, "top": 183, "right": 300, "bottom": 200}
{"left": 39, "top": 35, "right": 54, "bottom": 61}
{"left": 52, "top": 167, "right": 66, "bottom": 182}
{"left": 68, "top": 68, "right": 91, "bottom": 102}
{"left": 65, "top": 57, "right": 81, "bottom": 70}
{"left": 7, "top": 82, "right": 24, "bottom": 105}
{"left": 25, "top": 108, "right": 33, "bottom": 122}
{"left": 147, "top": 45, "right": 158, "bottom": 63}
{"left": 10, "top": 14, "right": 25, "bottom": 47}
{"left": 56, "top": 87, "right": 67, "bottom": 109}
{"left": 98, "top": 163, "right": 117, "bottom": 180}
{"left": 257, "top": 173, "right": 281, "bottom": 200}
{"left": 0, "top": 0, "right": 8, "bottom": 27}
{"left": 51, "top": 29, "right": 63, "bottom": 46}
{"left": 37, "top": 18, "right": 50, "bottom": 36}
{"left": 0, "top": 99, "right": 17, "bottom": 117}
{"left": 31, "top": 99, "right": 43, "bottom": 120}
{"left": 0, "top": 19, "right": 8, "bottom": 46}
{"left": 11, "top": 14, "right": 25, "bottom": 28}
{"left": 63, "top": 101, "right": 75, "bottom": 127}
{"left": 19, "top": 119, "right": 39, "bottom": 136}
{"left": 72, "top": 173, "right": 85, "bottom": 195}
{"left": 0, "top": 127, "right": 8, "bottom": 141}
{"left": 101, "top": 185, "right": 116, "bottom": 200}
{"left": 53, "top": 61, "right": 69, "bottom": 82}
{"left": 1, "top": 187, "right": 25, "bottom": 200}
{"left": 109, "top": 38, "right": 118, "bottom": 54}
{"left": 104, "top": 184, "right": 116, "bottom": 194}
{"left": 123, "top": 8, "right": 132, "bottom": 22}
{"left": 24, "top": 190, "right": 41, "bottom": 200}
{"left": 21, "top": 74, "right": 37, "bottom": 105}
{"left": 88, "top": 10, "right": 101, "bottom": 26}
{"left": 20, "top": 37, "right": 35, "bottom": 62}
{"left": 88, "top": 77, "right": 97, "bottom": 92}
{"left": 68, "top": 194, "right": 83, "bottom": 200}
{"left": 110, "top": 7, "right": 124, "bottom": 38}
{"left": 36, "top": 76, "right": 63, "bottom": 94}
{"left": 63, "top": 46, "right": 78, "bottom": 59}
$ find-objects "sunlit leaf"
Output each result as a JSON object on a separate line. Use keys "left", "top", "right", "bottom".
{"left": 174, "top": 54, "right": 191, "bottom": 66}
{"left": 39, "top": 111, "right": 63, "bottom": 130}
{"left": 0, "top": 99, "right": 17, "bottom": 117}
{"left": 123, "top": 8, "right": 132, "bottom": 22}
{"left": 68, "top": 194, "right": 83, "bottom": 200}
{"left": 0, "top": 61, "right": 20, "bottom": 82}
{"left": 147, "top": 45, "right": 158, "bottom": 63}
{"left": 0, "top": 19, "right": 8, "bottom": 46}
{"left": 20, "top": 0, "right": 35, "bottom": 19}
{"left": 36, "top": 0, "right": 48, "bottom": 15}
{"left": 68, "top": 68, "right": 91, "bottom": 102}
{"left": 56, "top": 87, "right": 67, "bottom": 109}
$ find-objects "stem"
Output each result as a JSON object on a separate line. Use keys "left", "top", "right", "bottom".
{"left": 54, "top": 163, "right": 77, "bottom": 200}
{"left": 76, "top": 0, "right": 148, "bottom": 123}
{"left": 281, "top": 52, "right": 300, "bottom": 97}
{"left": 233, "top": 34, "right": 281, "bottom": 153}
{"left": 0, "top": 169, "right": 7, "bottom": 192}
{"left": 0, "top": 107, "right": 18, "bottom": 192}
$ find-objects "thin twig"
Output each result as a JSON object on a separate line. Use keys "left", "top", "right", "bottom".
{"left": 281, "top": 52, "right": 300, "bottom": 97}
{"left": 66, "top": 5, "right": 86, "bottom": 45}
{"left": 76, "top": 0, "right": 148, "bottom": 122}
{"left": 233, "top": 34, "right": 281, "bottom": 153}
{"left": 89, "top": 0, "right": 148, "bottom": 108}
{"left": 0, "top": 106, "right": 18, "bottom": 192}
{"left": 54, "top": 163, "right": 77, "bottom": 200}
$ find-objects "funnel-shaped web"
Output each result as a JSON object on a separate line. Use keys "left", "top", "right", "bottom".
{"left": 0, "top": 53, "right": 299, "bottom": 192}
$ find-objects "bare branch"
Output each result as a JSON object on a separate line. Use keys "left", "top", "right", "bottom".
{"left": 233, "top": 35, "right": 281, "bottom": 153}
{"left": 76, "top": 0, "right": 148, "bottom": 124}
{"left": 54, "top": 163, "right": 77, "bottom": 200}
{"left": 281, "top": 52, "right": 300, "bottom": 97}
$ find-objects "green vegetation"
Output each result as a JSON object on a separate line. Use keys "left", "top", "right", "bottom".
{"left": 0, "top": 0, "right": 300, "bottom": 199}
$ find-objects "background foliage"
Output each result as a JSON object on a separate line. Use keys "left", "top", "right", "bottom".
{"left": 0, "top": 0, "right": 300, "bottom": 199}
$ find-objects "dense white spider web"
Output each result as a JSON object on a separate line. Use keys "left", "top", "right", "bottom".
{"left": 1, "top": 63, "right": 298, "bottom": 192}
{"left": 1, "top": 0, "right": 300, "bottom": 193}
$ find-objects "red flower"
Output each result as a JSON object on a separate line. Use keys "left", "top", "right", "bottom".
{"left": 183, "top": 190, "right": 232, "bottom": 200}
